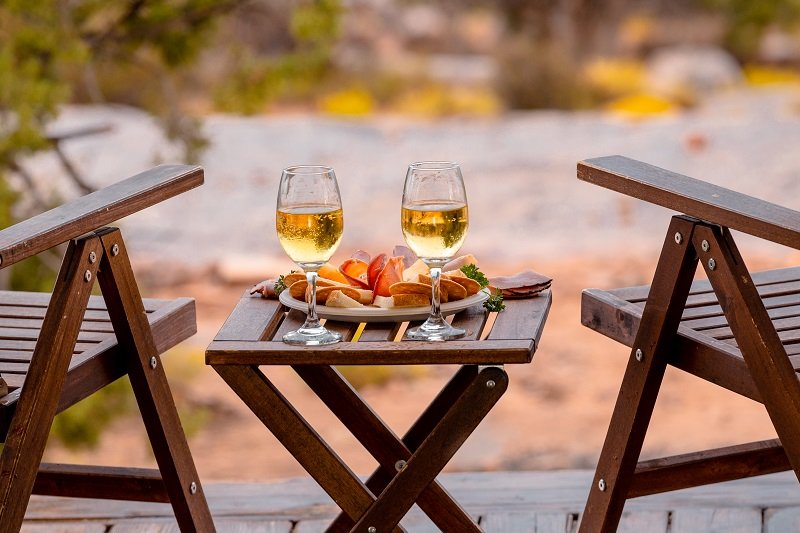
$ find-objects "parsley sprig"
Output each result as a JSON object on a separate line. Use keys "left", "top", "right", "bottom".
{"left": 460, "top": 263, "right": 505, "bottom": 312}
{"left": 273, "top": 274, "right": 287, "bottom": 295}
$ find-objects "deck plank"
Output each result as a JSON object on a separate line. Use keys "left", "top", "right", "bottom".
{"left": 21, "top": 470, "right": 800, "bottom": 530}
{"left": 21, "top": 523, "right": 106, "bottom": 533}
{"left": 671, "top": 507, "right": 763, "bottom": 532}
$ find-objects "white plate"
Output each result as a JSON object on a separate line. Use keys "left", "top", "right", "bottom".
{"left": 279, "top": 288, "right": 490, "bottom": 323}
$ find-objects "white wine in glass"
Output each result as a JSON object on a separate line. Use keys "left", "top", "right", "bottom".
{"left": 401, "top": 162, "right": 469, "bottom": 341}
{"left": 276, "top": 165, "right": 343, "bottom": 345}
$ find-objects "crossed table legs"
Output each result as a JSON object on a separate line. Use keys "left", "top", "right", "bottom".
{"left": 213, "top": 362, "right": 508, "bottom": 532}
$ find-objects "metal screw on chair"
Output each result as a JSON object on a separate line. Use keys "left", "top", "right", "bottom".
{"left": 486, "top": 380, "right": 496, "bottom": 388}
{"left": 189, "top": 481, "right": 197, "bottom": 494}
{"left": 368, "top": 527, "right": 377, "bottom": 533}
{"left": 111, "top": 243, "right": 120, "bottom": 256}
{"left": 674, "top": 232, "right": 683, "bottom": 244}
{"left": 395, "top": 459, "right": 407, "bottom": 472}
{"left": 701, "top": 240, "right": 710, "bottom": 252}
{"left": 708, "top": 258, "right": 716, "bottom": 271}
{"left": 598, "top": 478, "right": 607, "bottom": 492}
{"left": 635, "top": 348, "right": 643, "bottom": 362}
{"left": 88, "top": 251, "right": 97, "bottom": 264}
{"left": 150, "top": 356, "right": 158, "bottom": 369}
{"left": 84, "top": 270, "right": 92, "bottom": 282}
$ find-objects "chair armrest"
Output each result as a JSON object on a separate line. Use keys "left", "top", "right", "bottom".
{"left": 578, "top": 155, "right": 800, "bottom": 250}
{"left": 0, "top": 164, "right": 203, "bottom": 268}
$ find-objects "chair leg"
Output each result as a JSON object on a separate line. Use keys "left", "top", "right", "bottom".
{"left": 694, "top": 225, "right": 800, "bottom": 480}
{"left": 580, "top": 216, "right": 700, "bottom": 533}
{"left": 0, "top": 236, "right": 103, "bottom": 533}
{"left": 96, "top": 229, "right": 215, "bottom": 532}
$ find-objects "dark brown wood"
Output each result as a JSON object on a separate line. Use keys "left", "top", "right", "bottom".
{"left": 206, "top": 339, "right": 535, "bottom": 366}
{"left": 212, "top": 364, "right": 404, "bottom": 533}
{"left": 326, "top": 365, "right": 481, "bottom": 532}
{"left": 96, "top": 229, "right": 214, "bottom": 532}
{"left": 581, "top": 288, "right": 762, "bottom": 402}
{"left": 351, "top": 366, "right": 508, "bottom": 531}
{"left": 214, "top": 293, "right": 285, "bottom": 342}
{"left": 580, "top": 216, "right": 700, "bottom": 533}
{"left": 294, "top": 365, "right": 480, "bottom": 531}
{"left": 210, "top": 269, "right": 550, "bottom": 531}
{"left": 33, "top": 463, "right": 169, "bottom": 503}
{"left": 629, "top": 439, "right": 790, "bottom": 498}
{"left": 578, "top": 155, "right": 800, "bottom": 249}
{"left": 0, "top": 236, "right": 103, "bottom": 532}
{"left": 693, "top": 225, "right": 800, "bottom": 480}
{"left": 0, "top": 165, "right": 203, "bottom": 268}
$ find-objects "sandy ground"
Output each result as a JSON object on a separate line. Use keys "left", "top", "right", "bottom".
{"left": 31, "top": 88, "right": 800, "bottom": 481}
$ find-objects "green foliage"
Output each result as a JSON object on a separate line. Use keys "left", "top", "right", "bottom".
{"left": 704, "top": 0, "right": 800, "bottom": 60}
{"left": 50, "top": 378, "right": 135, "bottom": 449}
{"left": 214, "top": 0, "right": 342, "bottom": 114}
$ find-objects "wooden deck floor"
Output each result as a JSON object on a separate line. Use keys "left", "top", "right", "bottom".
{"left": 21, "top": 470, "right": 800, "bottom": 532}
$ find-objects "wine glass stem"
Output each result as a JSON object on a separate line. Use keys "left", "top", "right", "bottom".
{"left": 304, "top": 270, "right": 322, "bottom": 329}
{"left": 430, "top": 267, "right": 444, "bottom": 321}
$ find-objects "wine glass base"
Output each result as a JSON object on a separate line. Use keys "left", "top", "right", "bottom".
{"left": 406, "top": 321, "right": 466, "bottom": 342}
{"left": 282, "top": 327, "right": 342, "bottom": 346}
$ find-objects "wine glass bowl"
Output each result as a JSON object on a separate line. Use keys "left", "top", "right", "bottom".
{"left": 401, "top": 161, "right": 469, "bottom": 341}
{"left": 276, "top": 165, "right": 343, "bottom": 345}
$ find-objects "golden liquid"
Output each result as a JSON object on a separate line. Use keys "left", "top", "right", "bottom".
{"left": 401, "top": 202, "right": 468, "bottom": 260}
{"left": 276, "top": 205, "right": 343, "bottom": 264}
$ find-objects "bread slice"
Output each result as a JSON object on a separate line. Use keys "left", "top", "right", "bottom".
{"left": 392, "top": 294, "right": 430, "bottom": 307}
{"left": 325, "top": 290, "right": 365, "bottom": 308}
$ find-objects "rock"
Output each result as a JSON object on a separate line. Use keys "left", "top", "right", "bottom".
{"left": 646, "top": 46, "right": 743, "bottom": 100}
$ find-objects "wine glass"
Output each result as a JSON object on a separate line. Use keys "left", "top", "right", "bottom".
{"left": 401, "top": 161, "right": 469, "bottom": 341}
{"left": 276, "top": 165, "right": 344, "bottom": 345}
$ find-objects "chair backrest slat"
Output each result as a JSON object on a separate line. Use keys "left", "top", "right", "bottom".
{"left": 0, "top": 165, "right": 203, "bottom": 268}
{"left": 578, "top": 155, "right": 800, "bottom": 249}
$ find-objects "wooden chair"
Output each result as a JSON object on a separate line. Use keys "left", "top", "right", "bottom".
{"left": 576, "top": 156, "right": 800, "bottom": 532}
{"left": 0, "top": 165, "right": 215, "bottom": 532}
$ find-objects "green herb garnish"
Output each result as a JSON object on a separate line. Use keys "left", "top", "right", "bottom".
{"left": 460, "top": 263, "right": 489, "bottom": 288}
{"left": 274, "top": 274, "right": 287, "bottom": 295}
{"left": 460, "top": 263, "right": 504, "bottom": 312}
{"left": 483, "top": 289, "right": 506, "bottom": 312}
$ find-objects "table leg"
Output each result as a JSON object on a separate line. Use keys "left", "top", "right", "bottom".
{"left": 295, "top": 365, "right": 480, "bottom": 532}
{"left": 213, "top": 364, "right": 405, "bottom": 533}
{"left": 351, "top": 365, "right": 508, "bottom": 532}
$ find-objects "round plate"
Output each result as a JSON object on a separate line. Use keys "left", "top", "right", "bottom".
{"left": 279, "top": 288, "right": 490, "bottom": 323}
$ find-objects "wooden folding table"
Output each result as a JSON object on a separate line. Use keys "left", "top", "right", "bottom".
{"left": 206, "top": 290, "right": 551, "bottom": 532}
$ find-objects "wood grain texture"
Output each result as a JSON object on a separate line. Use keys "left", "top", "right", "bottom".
{"left": 96, "top": 230, "right": 213, "bottom": 532}
{"left": 580, "top": 216, "right": 700, "bottom": 533}
{"left": 206, "top": 339, "right": 534, "bottom": 366}
{"left": 0, "top": 165, "right": 203, "bottom": 268}
{"left": 0, "top": 236, "right": 103, "bottom": 532}
{"left": 693, "top": 225, "right": 800, "bottom": 482}
{"left": 630, "top": 439, "right": 790, "bottom": 497}
{"left": 578, "top": 155, "right": 800, "bottom": 249}
{"left": 33, "top": 464, "right": 168, "bottom": 503}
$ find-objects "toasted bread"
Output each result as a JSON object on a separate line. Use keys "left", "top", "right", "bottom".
{"left": 283, "top": 272, "right": 306, "bottom": 287}
{"left": 392, "top": 294, "right": 430, "bottom": 307}
{"left": 325, "top": 290, "right": 365, "bottom": 308}
{"left": 351, "top": 288, "right": 374, "bottom": 305}
{"left": 418, "top": 274, "right": 468, "bottom": 301}
{"left": 389, "top": 282, "right": 431, "bottom": 296}
{"left": 315, "top": 286, "right": 361, "bottom": 304}
{"left": 446, "top": 275, "right": 481, "bottom": 296}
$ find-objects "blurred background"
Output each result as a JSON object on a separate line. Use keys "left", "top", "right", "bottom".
{"left": 3, "top": 0, "right": 800, "bottom": 481}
